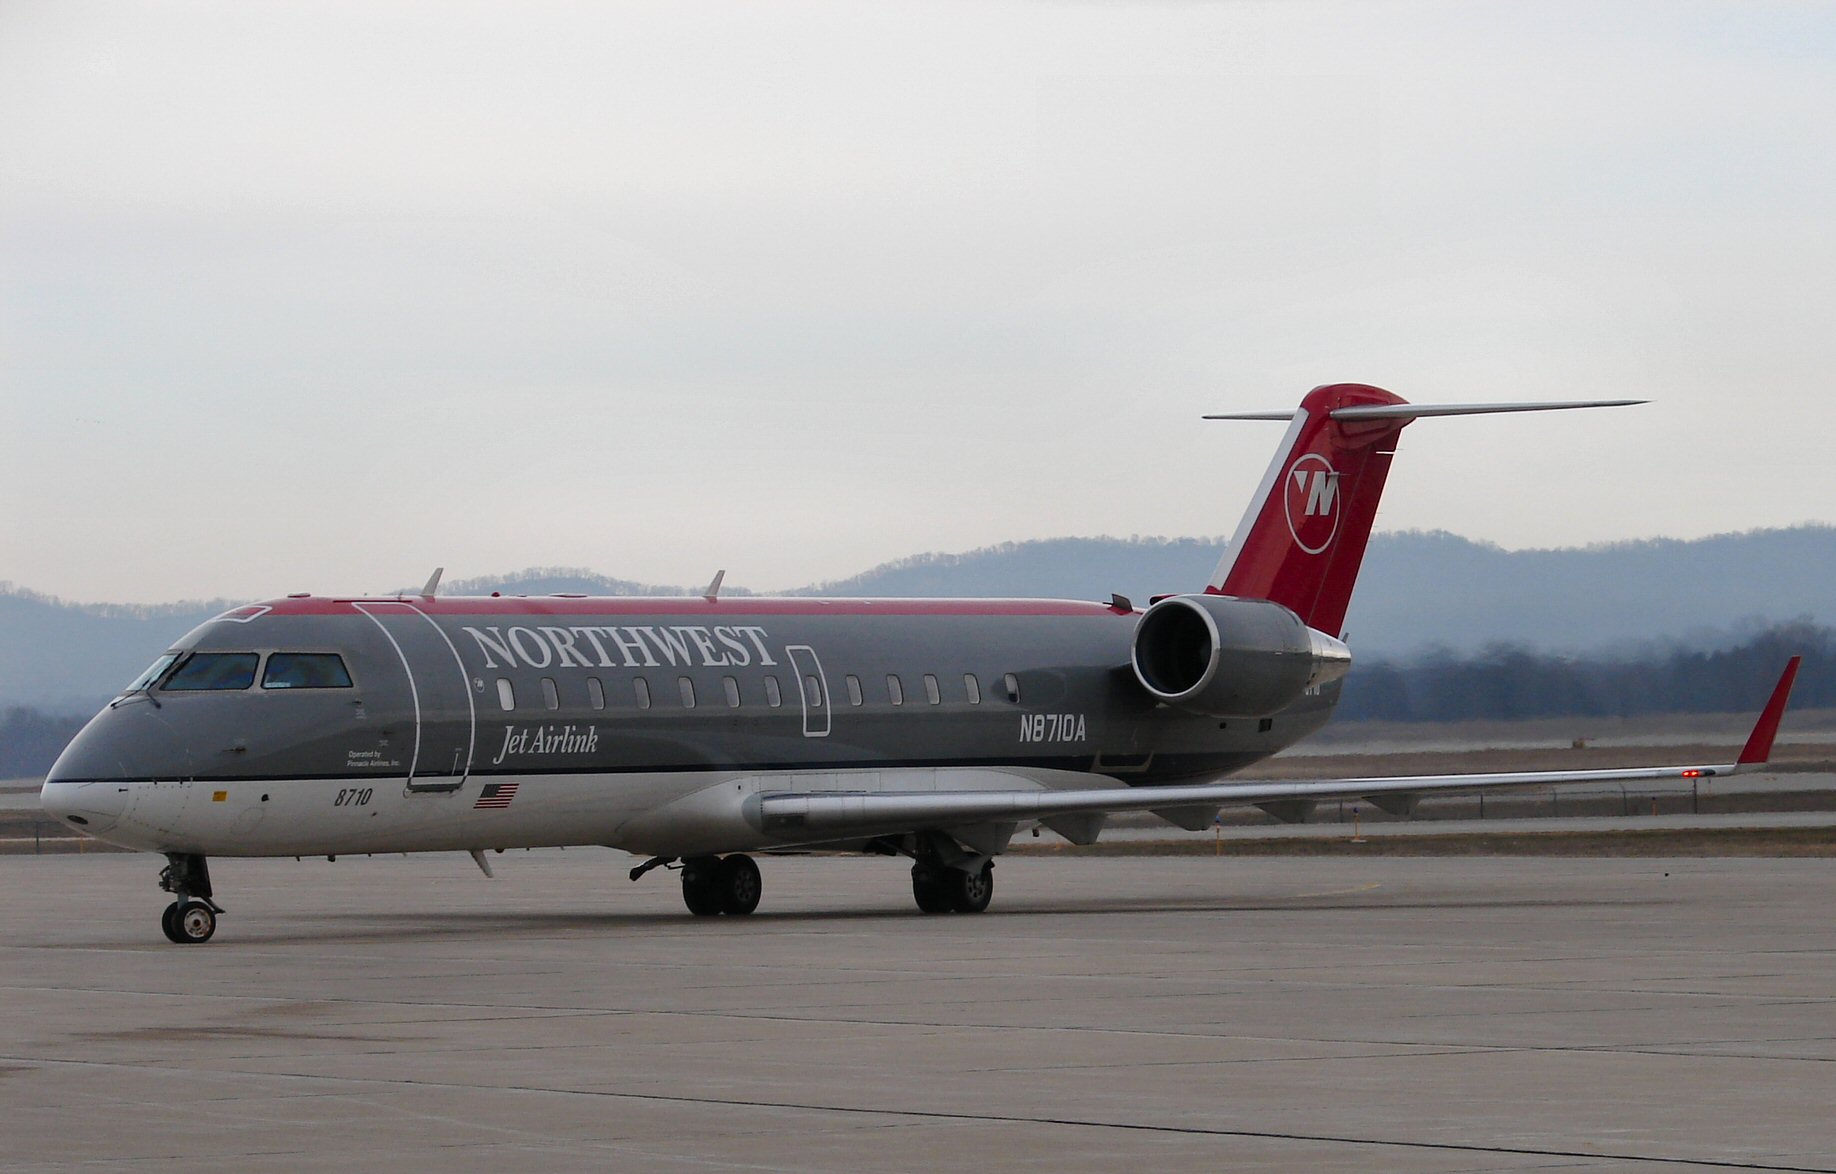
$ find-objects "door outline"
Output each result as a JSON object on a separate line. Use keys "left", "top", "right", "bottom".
{"left": 784, "top": 644, "right": 831, "bottom": 738}
{"left": 354, "top": 602, "right": 476, "bottom": 792}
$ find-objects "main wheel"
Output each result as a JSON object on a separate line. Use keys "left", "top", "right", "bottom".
{"left": 681, "top": 857, "right": 724, "bottom": 916}
{"left": 166, "top": 900, "right": 217, "bottom": 943}
{"left": 717, "top": 855, "right": 762, "bottom": 916}
{"left": 949, "top": 861, "right": 994, "bottom": 914}
{"left": 911, "top": 864, "right": 954, "bottom": 914}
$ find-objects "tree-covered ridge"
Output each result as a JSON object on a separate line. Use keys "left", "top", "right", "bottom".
{"left": 0, "top": 708, "right": 87, "bottom": 780}
{"left": 9, "top": 526, "right": 1836, "bottom": 713}
{"left": 1340, "top": 621, "right": 1829, "bottom": 721}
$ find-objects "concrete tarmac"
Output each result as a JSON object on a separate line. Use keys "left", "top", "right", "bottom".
{"left": 6, "top": 851, "right": 1835, "bottom": 1172}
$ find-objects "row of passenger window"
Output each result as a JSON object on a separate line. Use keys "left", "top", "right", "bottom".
{"left": 496, "top": 671, "right": 1021, "bottom": 713}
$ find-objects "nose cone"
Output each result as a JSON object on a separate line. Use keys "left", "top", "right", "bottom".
{"left": 39, "top": 776, "right": 129, "bottom": 836}
{"left": 41, "top": 700, "right": 190, "bottom": 838}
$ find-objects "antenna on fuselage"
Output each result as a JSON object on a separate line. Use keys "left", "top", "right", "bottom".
{"left": 703, "top": 569, "right": 726, "bottom": 602}
{"left": 420, "top": 567, "right": 444, "bottom": 598}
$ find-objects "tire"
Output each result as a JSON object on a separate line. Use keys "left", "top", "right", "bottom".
{"left": 680, "top": 857, "right": 724, "bottom": 916}
{"left": 911, "top": 864, "right": 954, "bottom": 914}
{"left": 172, "top": 900, "right": 217, "bottom": 943}
{"left": 717, "top": 855, "right": 761, "bottom": 916}
{"left": 949, "top": 861, "right": 994, "bottom": 914}
{"left": 160, "top": 902, "right": 185, "bottom": 943}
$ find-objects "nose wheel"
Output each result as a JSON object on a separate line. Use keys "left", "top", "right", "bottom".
{"left": 157, "top": 853, "right": 223, "bottom": 944}
{"left": 161, "top": 900, "right": 217, "bottom": 943}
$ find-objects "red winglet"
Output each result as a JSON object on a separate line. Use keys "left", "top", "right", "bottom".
{"left": 1738, "top": 656, "right": 1802, "bottom": 766}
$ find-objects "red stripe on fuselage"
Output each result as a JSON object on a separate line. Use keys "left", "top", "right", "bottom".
{"left": 247, "top": 596, "right": 1135, "bottom": 620}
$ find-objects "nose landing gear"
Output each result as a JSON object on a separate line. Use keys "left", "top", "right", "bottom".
{"left": 158, "top": 853, "right": 224, "bottom": 944}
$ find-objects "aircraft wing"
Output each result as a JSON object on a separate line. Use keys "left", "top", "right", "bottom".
{"left": 752, "top": 657, "right": 1800, "bottom": 842}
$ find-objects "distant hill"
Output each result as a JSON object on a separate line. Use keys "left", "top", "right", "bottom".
{"left": 0, "top": 586, "right": 231, "bottom": 715}
{"left": 7, "top": 525, "right": 1835, "bottom": 713}
{"left": 438, "top": 567, "right": 752, "bottom": 598}
{"left": 791, "top": 536, "right": 1224, "bottom": 602}
{"left": 1346, "top": 527, "right": 1836, "bottom": 659}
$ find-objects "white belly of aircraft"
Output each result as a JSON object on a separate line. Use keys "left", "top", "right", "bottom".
{"left": 41, "top": 766, "right": 1098, "bottom": 859}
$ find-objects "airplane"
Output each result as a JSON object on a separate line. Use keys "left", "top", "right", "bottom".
{"left": 39, "top": 382, "right": 1802, "bottom": 944}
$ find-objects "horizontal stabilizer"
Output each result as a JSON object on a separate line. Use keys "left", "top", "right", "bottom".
{"left": 1205, "top": 399, "right": 1644, "bottom": 422}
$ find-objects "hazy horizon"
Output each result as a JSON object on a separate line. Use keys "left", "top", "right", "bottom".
{"left": 8, "top": 521, "right": 1832, "bottom": 609}
{"left": 7, "top": 2, "right": 1835, "bottom": 603}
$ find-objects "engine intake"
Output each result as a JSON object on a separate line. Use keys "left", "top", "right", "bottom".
{"left": 1131, "top": 594, "right": 1351, "bottom": 717}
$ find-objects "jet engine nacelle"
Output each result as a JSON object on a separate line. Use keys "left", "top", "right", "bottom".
{"left": 1130, "top": 594, "right": 1352, "bottom": 717}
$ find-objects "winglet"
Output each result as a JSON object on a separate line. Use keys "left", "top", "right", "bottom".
{"left": 1738, "top": 656, "right": 1801, "bottom": 766}
{"left": 420, "top": 567, "right": 444, "bottom": 598}
{"left": 703, "top": 569, "right": 726, "bottom": 602}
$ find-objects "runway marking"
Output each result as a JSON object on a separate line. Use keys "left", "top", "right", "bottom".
{"left": 7, "top": 1053, "right": 1835, "bottom": 1173}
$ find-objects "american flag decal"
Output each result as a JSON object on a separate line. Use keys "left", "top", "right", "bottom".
{"left": 473, "top": 782, "right": 520, "bottom": 810}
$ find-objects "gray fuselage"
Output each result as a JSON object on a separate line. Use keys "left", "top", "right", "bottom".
{"left": 45, "top": 594, "right": 1337, "bottom": 857}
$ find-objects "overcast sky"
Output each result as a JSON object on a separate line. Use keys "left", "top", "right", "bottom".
{"left": 4, "top": 1, "right": 1834, "bottom": 604}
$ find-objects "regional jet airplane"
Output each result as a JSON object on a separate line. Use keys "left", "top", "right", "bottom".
{"left": 40, "top": 383, "right": 1801, "bottom": 943}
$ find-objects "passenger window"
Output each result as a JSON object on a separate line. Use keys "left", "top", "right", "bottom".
{"left": 496, "top": 678, "right": 516, "bottom": 711}
{"left": 723, "top": 676, "right": 741, "bottom": 707}
{"left": 764, "top": 675, "right": 782, "bottom": 707}
{"left": 163, "top": 652, "right": 259, "bottom": 692}
{"left": 804, "top": 675, "right": 824, "bottom": 708}
{"left": 262, "top": 653, "right": 353, "bottom": 689}
{"left": 541, "top": 677, "right": 559, "bottom": 710}
{"left": 1003, "top": 673, "right": 1021, "bottom": 703}
{"left": 964, "top": 673, "right": 981, "bottom": 705}
{"left": 587, "top": 677, "right": 606, "bottom": 710}
{"left": 634, "top": 677, "right": 652, "bottom": 709}
{"left": 845, "top": 674, "right": 863, "bottom": 706}
{"left": 887, "top": 674, "right": 904, "bottom": 706}
{"left": 679, "top": 677, "right": 696, "bottom": 708}
{"left": 923, "top": 674, "right": 941, "bottom": 705}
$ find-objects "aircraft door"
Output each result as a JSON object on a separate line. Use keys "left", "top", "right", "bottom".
{"left": 354, "top": 602, "right": 476, "bottom": 792}
{"left": 784, "top": 644, "right": 831, "bottom": 738}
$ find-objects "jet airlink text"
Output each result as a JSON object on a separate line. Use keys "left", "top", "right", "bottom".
{"left": 465, "top": 624, "right": 777, "bottom": 670}
{"left": 493, "top": 724, "right": 601, "bottom": 765}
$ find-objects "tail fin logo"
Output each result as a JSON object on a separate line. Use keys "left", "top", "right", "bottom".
{"left": 1283, "top": 454, "right": 1340, "bottom": 554}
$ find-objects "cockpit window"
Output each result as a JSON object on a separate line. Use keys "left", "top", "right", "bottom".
{"left": 262, "top": 653, "right": 353, "bottom": 689}
{"left": 162, "top": 652, "right": 259, "bottom": 691}
{"left": 123, "top": 653, "right": 180, "bottom": 694}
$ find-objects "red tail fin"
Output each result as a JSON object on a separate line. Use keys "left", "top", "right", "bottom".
{"left": 1207, "top": 384, "right": 1407, "bottom": 638}
{"left": 1205, "top": 385, "right": 1644, "bottom": 638}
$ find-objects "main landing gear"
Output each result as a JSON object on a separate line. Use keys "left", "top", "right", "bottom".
{"left": 911, "top": 859, "right": 993, "bottom": 914}
{"left": 680, "top": 855, "right": 762, "bottom": 916}
{"left": 627, "top": 845, "right": 996, "bottom": 917}
{"left": 628, "top": 853, "right": 763, "bottom": 916}
{"left": 158, "top": 853, "right": 224, "bottom": 944}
